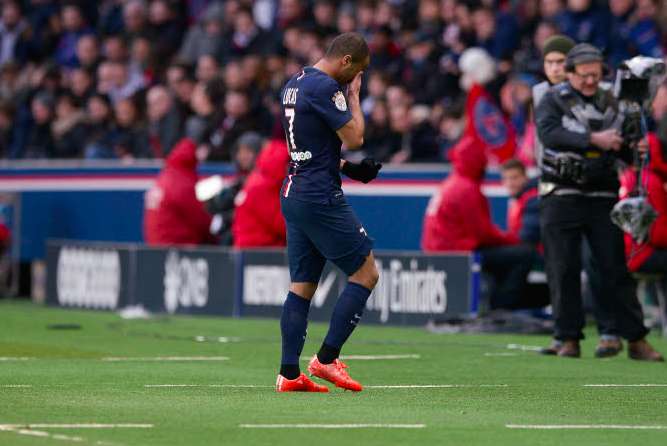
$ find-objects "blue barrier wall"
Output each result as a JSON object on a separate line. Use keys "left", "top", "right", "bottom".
{"left": 0, "top": 162, "right": 509, "bottom": 260}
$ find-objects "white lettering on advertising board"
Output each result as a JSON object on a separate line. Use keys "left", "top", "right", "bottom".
{"left": 56, "top": 247, "right": 121, "bottom": 309}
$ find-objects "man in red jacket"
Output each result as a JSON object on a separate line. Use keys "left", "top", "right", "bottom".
{"left": 232, "top": 138, "right": 290, "bottom": 248}
{"left": 422, "top": 137, "right": 537, "bottom": 309}
{"left": 623, "top": 133, "right": 667, "bottom": 273}
{"left": 144, "top": 138, "right": 217, "bottom": 245}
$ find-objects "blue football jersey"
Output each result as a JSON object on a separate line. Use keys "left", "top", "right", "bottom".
{"left": 280, "top": 67, "right": 352, "bottom": 204}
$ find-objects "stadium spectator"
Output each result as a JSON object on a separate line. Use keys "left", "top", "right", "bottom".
{"left": 231, "top": 136, "right": 289, "bottom": 248}
{"left": 558, "top": 0, "right": 610, "bottom": 51}
{"left": 501, "top": 159, "right": 540, "bottom": 245}
{"left": 185, "top": 78, "right": 223, "bottom": 145}
{"left": 165, "top": 62, "right": 195, "bottom": 117}
{"left": 205, "top": 89, "right": 258, "bottom": 161}
{"left": 422, "top": 137, "right": 536, "bottom": 309}
{"left": 177, "top": 2, "right": 225, "bottom": 65}
{"left": 122, "top": 0, "right": 148, "bottom": 38}
{"left": 51, "top": 92, "right": 86, "bottom": 158}
{"left": 111, "top": 96, "right": 150, "bottom": 159}
{"left": 75, "top": 34, "right": 100, "bottom": 71}
{"left": 0, "top": 101, "right": 14, "bottom": 157}
{"left": 146, "top": 85, "right": 181, "bottom": 158}
{"left": 0, "top": 1, "right": 29, "bottom": 65}
{"left": 68, "top": 67, "right": 95, "bottom": 102}
{"left": 10, "top": 91, "right": 56, "bottom": 159}
{"left": 224, "top": 7, "right": 270, "bottom": 60}
{"left": 83, "top": 93, "right": 115, "bottom": 159}
{"left": 144, "top": 137, "right": 217, "bottom": 246}
{"left": 195, "top": 53, "right": 219, "bottom": 83}
{"left": 608, "top": 0, "right": 664, "bottom": 67}
{"left": 57, "top": 4, "right": 93, "bottom": 68}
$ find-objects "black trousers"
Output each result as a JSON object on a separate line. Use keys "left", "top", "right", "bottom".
{"left": 582, "top": 240, "right": 618, "bottom": 336}
{"left": 479, "top": 244, "right": 539, "bottom": 310}
{"left": 540, "top": 195, "right": 648, "bottom": 341}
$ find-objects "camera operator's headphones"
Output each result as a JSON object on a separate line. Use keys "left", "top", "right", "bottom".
{"left": 566, "top": 43, "right": 607, "bottom": 73}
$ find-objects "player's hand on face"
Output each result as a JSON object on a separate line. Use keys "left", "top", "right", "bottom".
{"left": 348, "top": 71, "right": 363, "bottom": 98}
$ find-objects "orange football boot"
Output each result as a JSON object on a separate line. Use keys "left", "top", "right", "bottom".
{"left": 307, "top": 355, "right": 363, "bottom": 392}
{"left": 276, "top": 373, "right": 329, "bottom": 392}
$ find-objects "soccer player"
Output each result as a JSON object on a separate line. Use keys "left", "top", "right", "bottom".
{"left": 275, "top": 33, "right": 382, "bottom": 392}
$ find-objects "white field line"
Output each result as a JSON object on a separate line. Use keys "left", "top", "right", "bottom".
{"left": 365, "top": 384, "right": 508, "bottom": 389}
{"left": 506, "top": 344, "right": 543, "bottom": 352}
{"left": 299, "top": 354, "right": 421, "bottom": 361}
{"left": 484, "top": 353, "right": 519, "bottom": 357}
{"left": 0, "top": 424, "right": 150, "bottom": 444}
{"left": 0, "top": 357, "right": 32, "bottom": 361}
{"left": 0, "top": 385, "right": 32, "bottom": 388}
{"left": 145, "top": 384, "right": 272, "bottom": 388}
{"left": 0, "top": 424, "right": 154, "bottom": 429}
{"left": 101, "top": 356, "right": 229, "bottom": 362}
{"left": 506, "top": 424, "right": 667, "bottom": 430}
{"left": 239, "top": 424, "right": 426, "bottom": 429}
{"left": 584, "top": 384, "right": 667, "bottom": 388}
{"left": 0, "top": 425, "right": 84, "bottom": 443}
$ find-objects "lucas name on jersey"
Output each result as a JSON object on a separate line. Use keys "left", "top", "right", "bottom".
{"left": 283, "top": 87, "right": 298, "bottom": 105}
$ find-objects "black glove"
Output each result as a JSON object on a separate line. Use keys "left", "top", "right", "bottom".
{"left": 341, "top": 158, "right": 382, "bottom": 183}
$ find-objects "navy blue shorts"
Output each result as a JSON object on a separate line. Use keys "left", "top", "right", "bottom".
{"left": 281, "top": 196, "right": 373, "bottom": 283}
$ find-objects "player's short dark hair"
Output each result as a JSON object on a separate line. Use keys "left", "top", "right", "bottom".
{"left": 325, "top": 32, "right": 369, "bottom": 64}
{"left": 501, "top": 158, "right": 527, "bottom": 174}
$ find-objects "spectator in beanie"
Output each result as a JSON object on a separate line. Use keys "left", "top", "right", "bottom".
{"left": 178, "top": 1, "right": 226, "bottom": 65}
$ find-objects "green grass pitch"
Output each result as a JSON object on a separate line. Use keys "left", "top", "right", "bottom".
{"left": 1, "top": 300, "right": 667, "bottom": 446}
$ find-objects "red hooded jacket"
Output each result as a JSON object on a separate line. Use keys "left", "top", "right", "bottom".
{"left": 462, "top": 83, "right": 516, "bottom": 166}
{"left": 622, "top": 133, "right": 667, "bottom": 271}
{"left": 232, "top": 139, "right": 289, "bottom": 248}
{"left": 422, "top": 137, "right": 519, "bottom": 252}
{"left": 144, "top": 138, "right": 215, "bottom": 245}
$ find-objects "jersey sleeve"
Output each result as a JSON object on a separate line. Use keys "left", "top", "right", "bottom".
{"left": 308, "top": 80, "right": 353, "bottom": 131}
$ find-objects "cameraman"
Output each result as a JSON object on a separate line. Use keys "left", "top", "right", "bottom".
{"left": 535, "top": 43, "right": 663, "bottom": 360}
{"left": 534, "top": 35, "right": 622, "bottom": 358}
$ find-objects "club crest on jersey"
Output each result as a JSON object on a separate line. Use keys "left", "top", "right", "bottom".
{"left": 332, "top": 91, "right": 347, "bottom": 111}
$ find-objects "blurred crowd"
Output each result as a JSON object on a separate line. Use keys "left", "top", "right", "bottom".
{"left": 0, "top": 0, "right": 665, "bottom": 164}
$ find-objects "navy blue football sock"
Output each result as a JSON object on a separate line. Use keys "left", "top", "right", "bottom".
{"left": 319, "top": 282, "right": 372, "bottom": 364}
{"left": 280, "top": 291, "right": 311, "bottom": 378}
